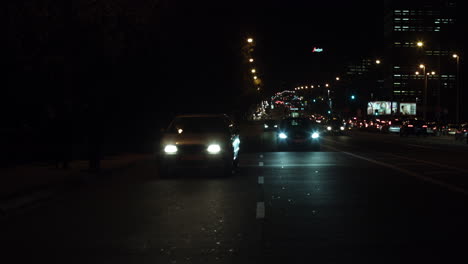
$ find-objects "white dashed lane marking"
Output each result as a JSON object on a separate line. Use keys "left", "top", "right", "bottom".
{"left": 256, "top": 202, "right": 265, "bottom": 219}
{"left": 258, "top": 176, "right": 264, "bottom": 184}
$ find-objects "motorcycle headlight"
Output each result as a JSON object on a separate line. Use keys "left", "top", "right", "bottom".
{"left": 164, "top": 144, "right": 178, "bottom": 154}
{"left": 207, "top": 144, "right": 221, "bottom": 154}
{"left": 311, "top": 132, "right": 320, "bottom": 139}
{"left": 279, "top": 133, "right": 288, "bottom": 139}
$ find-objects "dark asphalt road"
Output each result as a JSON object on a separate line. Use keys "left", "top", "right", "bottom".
{"left": 1, "top": 124, "right": 467, "bottom": 264}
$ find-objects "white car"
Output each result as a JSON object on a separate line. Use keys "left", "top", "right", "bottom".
{"left": 159, "top": 114, "right": 240, "bottom": 177}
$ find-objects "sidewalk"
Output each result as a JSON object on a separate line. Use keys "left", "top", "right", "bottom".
{"left": 0, "top": 153, "right": 152, "bottom": 202}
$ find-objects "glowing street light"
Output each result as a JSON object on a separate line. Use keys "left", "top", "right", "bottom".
{"left": 247, "top": 38, "right": 253, "bottom": 43}
{"left": 415, "top": 71, "right": 420, "bottom": 75}
{"left": 453, "top": 54, "right": 459, "bottom": 59}
{"left": 431, "top": 71, "right": 436, "bottom": 75}
{"left": 325, "top": 83, "right": 329, "bottom": 87}
{"left": 249, "top": 58, "right": 254, "bottom": 63}
{"left": 251, "top": 69, "right": 256, "bottom": 73}
{"left": 376, "top": 59, "right": 381, "bottom": 64}
{"left": 419, "top": 64, "right": 425, "bottom": 69}
{"left": 336, "top": 77, "right": 340, "bottom": 81}
{"left": 253, "top": 76, "right": 258, "bottom": 80}
{"left": 417, "top": 41, "right": 424, "bottom": 47}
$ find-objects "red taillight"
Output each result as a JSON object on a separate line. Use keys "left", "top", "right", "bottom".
{"left": 422, "top": 125, "right": 428, "bottom": 128}
{"left": 389, "top": 121, "right": 392, "bottom": 125}
{"left": 408, "top": 125, "right": 414, "bottom": 127}
{"left": 464, "top": 130, "right": 467, "bottom": 132}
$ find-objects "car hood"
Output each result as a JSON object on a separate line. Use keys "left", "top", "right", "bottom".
{"left": 161, "top": 133, "right": 229, "bottom": 146}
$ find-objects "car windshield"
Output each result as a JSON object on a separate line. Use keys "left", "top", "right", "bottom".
{"left": 168, "top": 117, "right": 229, "bottom": 134}
{"left": 282, "top": 119, "right": 312, "bottom": 129}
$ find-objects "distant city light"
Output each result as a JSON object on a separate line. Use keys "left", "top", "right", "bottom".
{"left": 419, "top": 64, "right": 425, "bottom": 69}
{"left": 253, "top": 76, "right": 258, "bottom": 79}
{"left": 312, "top": 47, "right": 324, "bottom": 53}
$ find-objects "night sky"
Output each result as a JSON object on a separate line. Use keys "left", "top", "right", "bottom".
{"left": 6, "top": 0, "right": 382, "bottom": 124}
{"left": 160, "top": 0, "right": 381, "bottom": 111}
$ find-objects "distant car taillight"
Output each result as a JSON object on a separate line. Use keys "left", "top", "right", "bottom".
{"left": 408, "top": 125, "right": 414, "bottom": 128}
{"left": 422, "top": 125, "right": 428, "bottom": 128}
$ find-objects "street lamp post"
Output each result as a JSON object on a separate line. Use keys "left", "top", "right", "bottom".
{"left": 453, "top": 54, "right": 460, "bottom": 123}
{"left": 418, "top": 64, "right": 428, "bottom": 120}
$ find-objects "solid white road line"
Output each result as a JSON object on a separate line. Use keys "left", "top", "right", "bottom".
{"left": 326, "top": 145, "right": 468, "bottom": 196}
{"left": 258, "top": 176, "right": 264, "bottom": 184}
{"left": 256, "top": 202, "right": 265, "bottom": 219}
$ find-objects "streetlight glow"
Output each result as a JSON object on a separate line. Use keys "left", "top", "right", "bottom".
{"left": 415, "top": 71, "right": 420, "bottom": 75}
{"left": 253, "top": 76, "right": 257, "bottom": 80}
{"left": 431, "top": 71, "right": 436, "bottom": 75}
{"left": 325, "top": 83, "right": 329, "bottom": 87}
{"left": 336, "top": 77, "right": 340, "bottom": 81}
{"left": 453, "top": 54, "right": 458, "bottom": 59}
{"left": 251, "top": 69, "right": 256, "bottom": 73}
{"left": 419, "top": 64, "right": 425, "bottom": 69}
{"left": 376, "top": 60, "right": 381, "bottom": 64}
{"left": 249, "top": 58, "right": 254, "bottom": 63}
{"left": 247, "top": 38, "right": 253, "bottom": 43}
{"left": 417, "top": 41, "right": 424, "bottom": 47}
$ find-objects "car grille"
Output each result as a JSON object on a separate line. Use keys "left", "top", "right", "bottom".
{"left": 178, "top": 145, "right": 206, "bottom": 154}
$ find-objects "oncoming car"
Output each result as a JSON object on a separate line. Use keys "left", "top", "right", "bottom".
{"left": 277, "top": 118, "right": 321, "bottom": 150}
{"left": 159, "top": 114, "right": 240, "bottom": 177}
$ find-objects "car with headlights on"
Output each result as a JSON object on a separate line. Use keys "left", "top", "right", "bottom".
{"left": 159, "top": 114, "right": 240, "bottom": 177}
{"left": 263, "top": 119, "right": 278, "bottom": 131}
{"left": 325, "top": 118, "right": 346, "bottom": 135}
{"left": 277, "top": 118, "right": 321, "bottom": 150}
